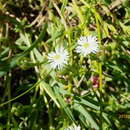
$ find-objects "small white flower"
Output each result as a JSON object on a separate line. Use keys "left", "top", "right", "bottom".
{"left": 65, "top": 124, "right": 81, "bottom": 130}
{"left": 76, "top": 35, "right": 99, "bottom": 56}
{"left": 48, "top": 47, "right": 69, "bottom": 70}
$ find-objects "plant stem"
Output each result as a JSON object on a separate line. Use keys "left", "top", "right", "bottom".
{"left": 94, "top": 9, "right": 102, "bottom": 91}
{"left": 43, "top": 91, "right": 53, "bottom": 130}
{"left": 94, "top": 8, "right": 103, "bottom": 129}
{"left": 6, "top": 72, "right": 11, "bottom": 130}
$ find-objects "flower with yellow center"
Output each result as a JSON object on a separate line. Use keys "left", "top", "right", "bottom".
{"left": 76, "top": 36, "right": 99, "bottom": 56}
{"left": 48, "top": 47, "right": 69, "bottom": 70}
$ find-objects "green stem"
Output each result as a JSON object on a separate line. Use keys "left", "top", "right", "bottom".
{"left": 6, "top": 73, "right": 11, "bottom": 130}
{"left": 43, "top": 91, "right": 53, "bottom": 130}
{"left": 94, "top": 8, "right": 103, "bottom": 129}
{"left": 0, "top": 79, "right": 43, "bottom": 107}
{"left": 99, "top": 63, "right": 102, "bottom": 91}
{"left": 68, "top": 30, "right": 73, "bottom": 65}
{"left": 94, "top": 9, "right": 102, "bottom": 91}
{"left": 79, "top": 56, "right": 84, "bottom": 65}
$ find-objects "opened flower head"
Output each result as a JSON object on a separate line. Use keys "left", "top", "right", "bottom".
{"left": 48, "top": 47, "right": 69, "bottom": 70}
{"left": 65, "top": 124, "right": 81, "bottom": 130}
{"left": 76, "top": 35, "right": 99, "bottom": 56}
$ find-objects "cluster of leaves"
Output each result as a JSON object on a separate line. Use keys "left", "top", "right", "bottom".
{"left": 0, "top": 0, "right": 130, "bottom": 129}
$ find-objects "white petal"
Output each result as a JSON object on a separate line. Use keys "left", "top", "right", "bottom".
{"left": 48, "top": 47, "right": 69, "bottom": 70}
{"left": 76, "top": 35, "right": 99, "bottom": 56}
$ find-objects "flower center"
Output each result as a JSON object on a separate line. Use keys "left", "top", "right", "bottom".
{"left": 83, "top": 42, "right": 90, "bottom": 48}
{"left": 53, "top": 54, "right": 61, "bottom": 61}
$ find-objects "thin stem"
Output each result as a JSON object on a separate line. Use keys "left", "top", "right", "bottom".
{"left": 0, "top": 79, "right": 43, "bottom": 107}
{"left": 99, "top": 63, "right": 102, "bottom": 91}
{"left": 5, "top": 23, "right": 11, "bottom": 130}
{"left": 53, "top": 2, "right": 68, "bottom": 30}
{"left": 72, "top": 0, "right": 89, "bottom": 34}
{"left": 6, "top": 72, "right": 11, "bottom": 130}
{"left": 68, "top": 30, "right": 73, "bottom": 65}
{"left": 72, "top": 0, "right": 84, "bottom": 24}
{"left": 94, "top": 9, "right": 102, "bottom": 91}
{"left": 43, "top": 91, "right": 53, "bottom": 130}
{"left": 94, "top": 8, "right": 103, "bottom": 130}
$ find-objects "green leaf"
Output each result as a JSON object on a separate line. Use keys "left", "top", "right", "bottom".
{"left": 46, "top": 29, "right": 64, "bottom": 44}
{"left": 74, "top": 97, "right": 100, "bottom": 110}
{"left": 0, "top": 23, "right": 47, "bottom": 77}
{"left": 0, "top": 47, "right": 10, "bottom": 59}
{"left": 40, "top": 81, "right": 60, "bottom": 108}
{"left": 73, "top": 103, "right": 99, "bottom": 130}
{"left": 54, "top": 86, "right": 76, "bottom": 124}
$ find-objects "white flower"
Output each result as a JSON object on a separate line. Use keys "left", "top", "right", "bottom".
{"left": 76, "top": 35, "right": 99, "bottom": 56}
{"left": 64, "top": 124, "right": 81, "bottom": 130}
{"left": 48, "top": 47, "right": 69, "bottom": 70}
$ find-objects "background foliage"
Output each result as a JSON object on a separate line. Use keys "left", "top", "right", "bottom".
{"left": 0, "top": 0, "right": 130, "bottom": 129}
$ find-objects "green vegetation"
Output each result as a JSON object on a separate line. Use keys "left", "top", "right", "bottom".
{"left": 0, "top": 0, "right": 130, "bottom": 129}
